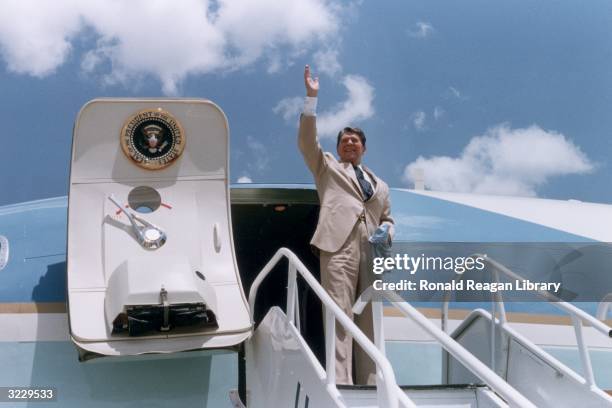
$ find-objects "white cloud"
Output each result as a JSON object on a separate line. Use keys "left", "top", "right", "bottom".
{"left": 237, "top": 176, "right": 252, "bottom": 183}
{"left": 403, "top": 124, "right": 594, "bottom": 197}
{"left": 434, "top": 106, "right": 445, "bottom": 120}
{"left": 0, "top": 0, "right": 83, "bottom": 77}
{"left": 411, "top": 111, "right": 427, "bottom": 131}
{"left": 246, "top": 135, "right": 269, "bottom": 172}
{"left": 216, "top": 0, "right": 337, "bottom": 66}
{"left": 275, "top": 74, "right": 374, "bottom": 138}
{"left": 273, "top": 97, "right": 303, "bottom": 121}
{"left": 408, "top": 21, "right": 434, "bottom": 38}
{"left": 265, "top": 52, "right": 283, "bottom": 74}
{"left": 0, "top": 0, "right": 340, "bottom": 95}
{"left": 317, "top": 75, "right": 375, "bottom": 138}
{"left": 313, "top": 48, "right": 342, "bottom": 77}
{"left": 446, "top": 86, "right": 467, "bottom": 101}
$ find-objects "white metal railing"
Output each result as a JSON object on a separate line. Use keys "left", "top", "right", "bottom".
{"left": 248, "top": 248, "right": 415, "bottom": 408}
{"left": 355, "top": 287, "right": 537, "bottom": 408}
{"left": 441, "top": 254, "right": 612, "bottom": 389}
{"left": 596, "top": 293, "right": 612, "bottom": 321}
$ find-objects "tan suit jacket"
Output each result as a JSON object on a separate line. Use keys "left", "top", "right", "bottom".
{"left": 298, "top": 115, "right": 394, "bottom": 253}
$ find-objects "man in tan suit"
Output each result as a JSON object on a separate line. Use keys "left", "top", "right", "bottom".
{"left": 298, "top": 65, "right": 394, "bottom": 385}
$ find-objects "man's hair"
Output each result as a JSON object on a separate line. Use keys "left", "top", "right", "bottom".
{"left": 336, "top": 127, "right": 366, "bottom": 148}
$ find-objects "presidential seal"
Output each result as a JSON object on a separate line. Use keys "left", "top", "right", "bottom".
{"left": 120, "top": 108, "right": 185, "bottom": 170}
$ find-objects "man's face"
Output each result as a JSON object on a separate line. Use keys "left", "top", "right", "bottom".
{"left": 337, "top": 132, "right": 366, "bottom": 165}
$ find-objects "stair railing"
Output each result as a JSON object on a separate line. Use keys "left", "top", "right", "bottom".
{"left": 355, "top": 287, "right": 537, "bottom": 408}
{"left": 249, "top": 248, "right": 415, "bottom": 408}
{"left": 441, "top": 254, "right": 612, "bottom": 389}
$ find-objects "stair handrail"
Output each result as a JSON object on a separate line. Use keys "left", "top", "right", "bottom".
{"left": 248, "top": 247, "right": 415, "bottom": 408}
{"left": 355, "top": 287, "right": 537, "bottom": 408}
{"left": 249, "top": 248, "right": 416, "bottom": 408}
{"left": 441, "top": 254, "right": 612, "bottom": 388}
{"left": 596, "top": 292, "right": 612, "bottom": 321}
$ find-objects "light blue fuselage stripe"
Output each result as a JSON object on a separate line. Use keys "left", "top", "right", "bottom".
{"left": 0, "top": 191, "right": 597, "bottom": 304}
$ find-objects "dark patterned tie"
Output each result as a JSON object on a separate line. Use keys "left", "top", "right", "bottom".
{"left": 354, "top": 165, "right": 373, "bottom": 201}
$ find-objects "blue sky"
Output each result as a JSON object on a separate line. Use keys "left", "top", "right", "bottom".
{"left": 1, "top": 0, "right": 611, "bottom": 206}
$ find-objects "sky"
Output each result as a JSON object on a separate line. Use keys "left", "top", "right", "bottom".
{"left": 1, "top": 0, "right": 611, "bottom": 206}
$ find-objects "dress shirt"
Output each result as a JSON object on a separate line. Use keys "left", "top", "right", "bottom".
{"left": 303, "top": 96, "right": 318, "bottom": 117}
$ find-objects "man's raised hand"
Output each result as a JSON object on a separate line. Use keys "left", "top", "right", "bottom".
{"left": 304, "top": 65, "right": 319, "bottom": 97}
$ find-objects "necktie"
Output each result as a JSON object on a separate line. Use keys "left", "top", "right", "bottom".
{"left": 354, "top": 165, "right": 373, "bottom": 201}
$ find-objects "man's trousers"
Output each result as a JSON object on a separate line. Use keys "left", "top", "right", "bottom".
{"left": 320, "top": 219, "right": 376, "bottom": 385}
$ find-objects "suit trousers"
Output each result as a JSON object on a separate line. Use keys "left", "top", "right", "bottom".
{"left": 320, "top": 219, "right": 376, "bottom": 385}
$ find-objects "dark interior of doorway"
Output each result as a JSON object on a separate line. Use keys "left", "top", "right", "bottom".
{"left": 231, "top": 188, "right": 324, "bottom": 402}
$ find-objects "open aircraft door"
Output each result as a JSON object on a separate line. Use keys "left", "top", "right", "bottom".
{"left": 67, "top": 99, "right": 251, "bottom": 360}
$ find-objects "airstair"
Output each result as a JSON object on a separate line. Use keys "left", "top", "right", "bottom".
{"left": 440, "top": 255, "right": 612, "bottom": 407}
{"left": 245, "top": 248, "right": 612, "bottom": 407}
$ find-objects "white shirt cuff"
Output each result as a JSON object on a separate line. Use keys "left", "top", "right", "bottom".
{"left": 303, "top": 96, "right": 317, "bottom": 116}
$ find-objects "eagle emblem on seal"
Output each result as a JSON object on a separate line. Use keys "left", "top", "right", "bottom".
{"left": 120, "top": 108, "right": 185, "bottom": 170}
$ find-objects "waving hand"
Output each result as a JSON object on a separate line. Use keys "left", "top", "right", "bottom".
{"left": 304, "top": 65, "right": 319, "bottom": 97}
